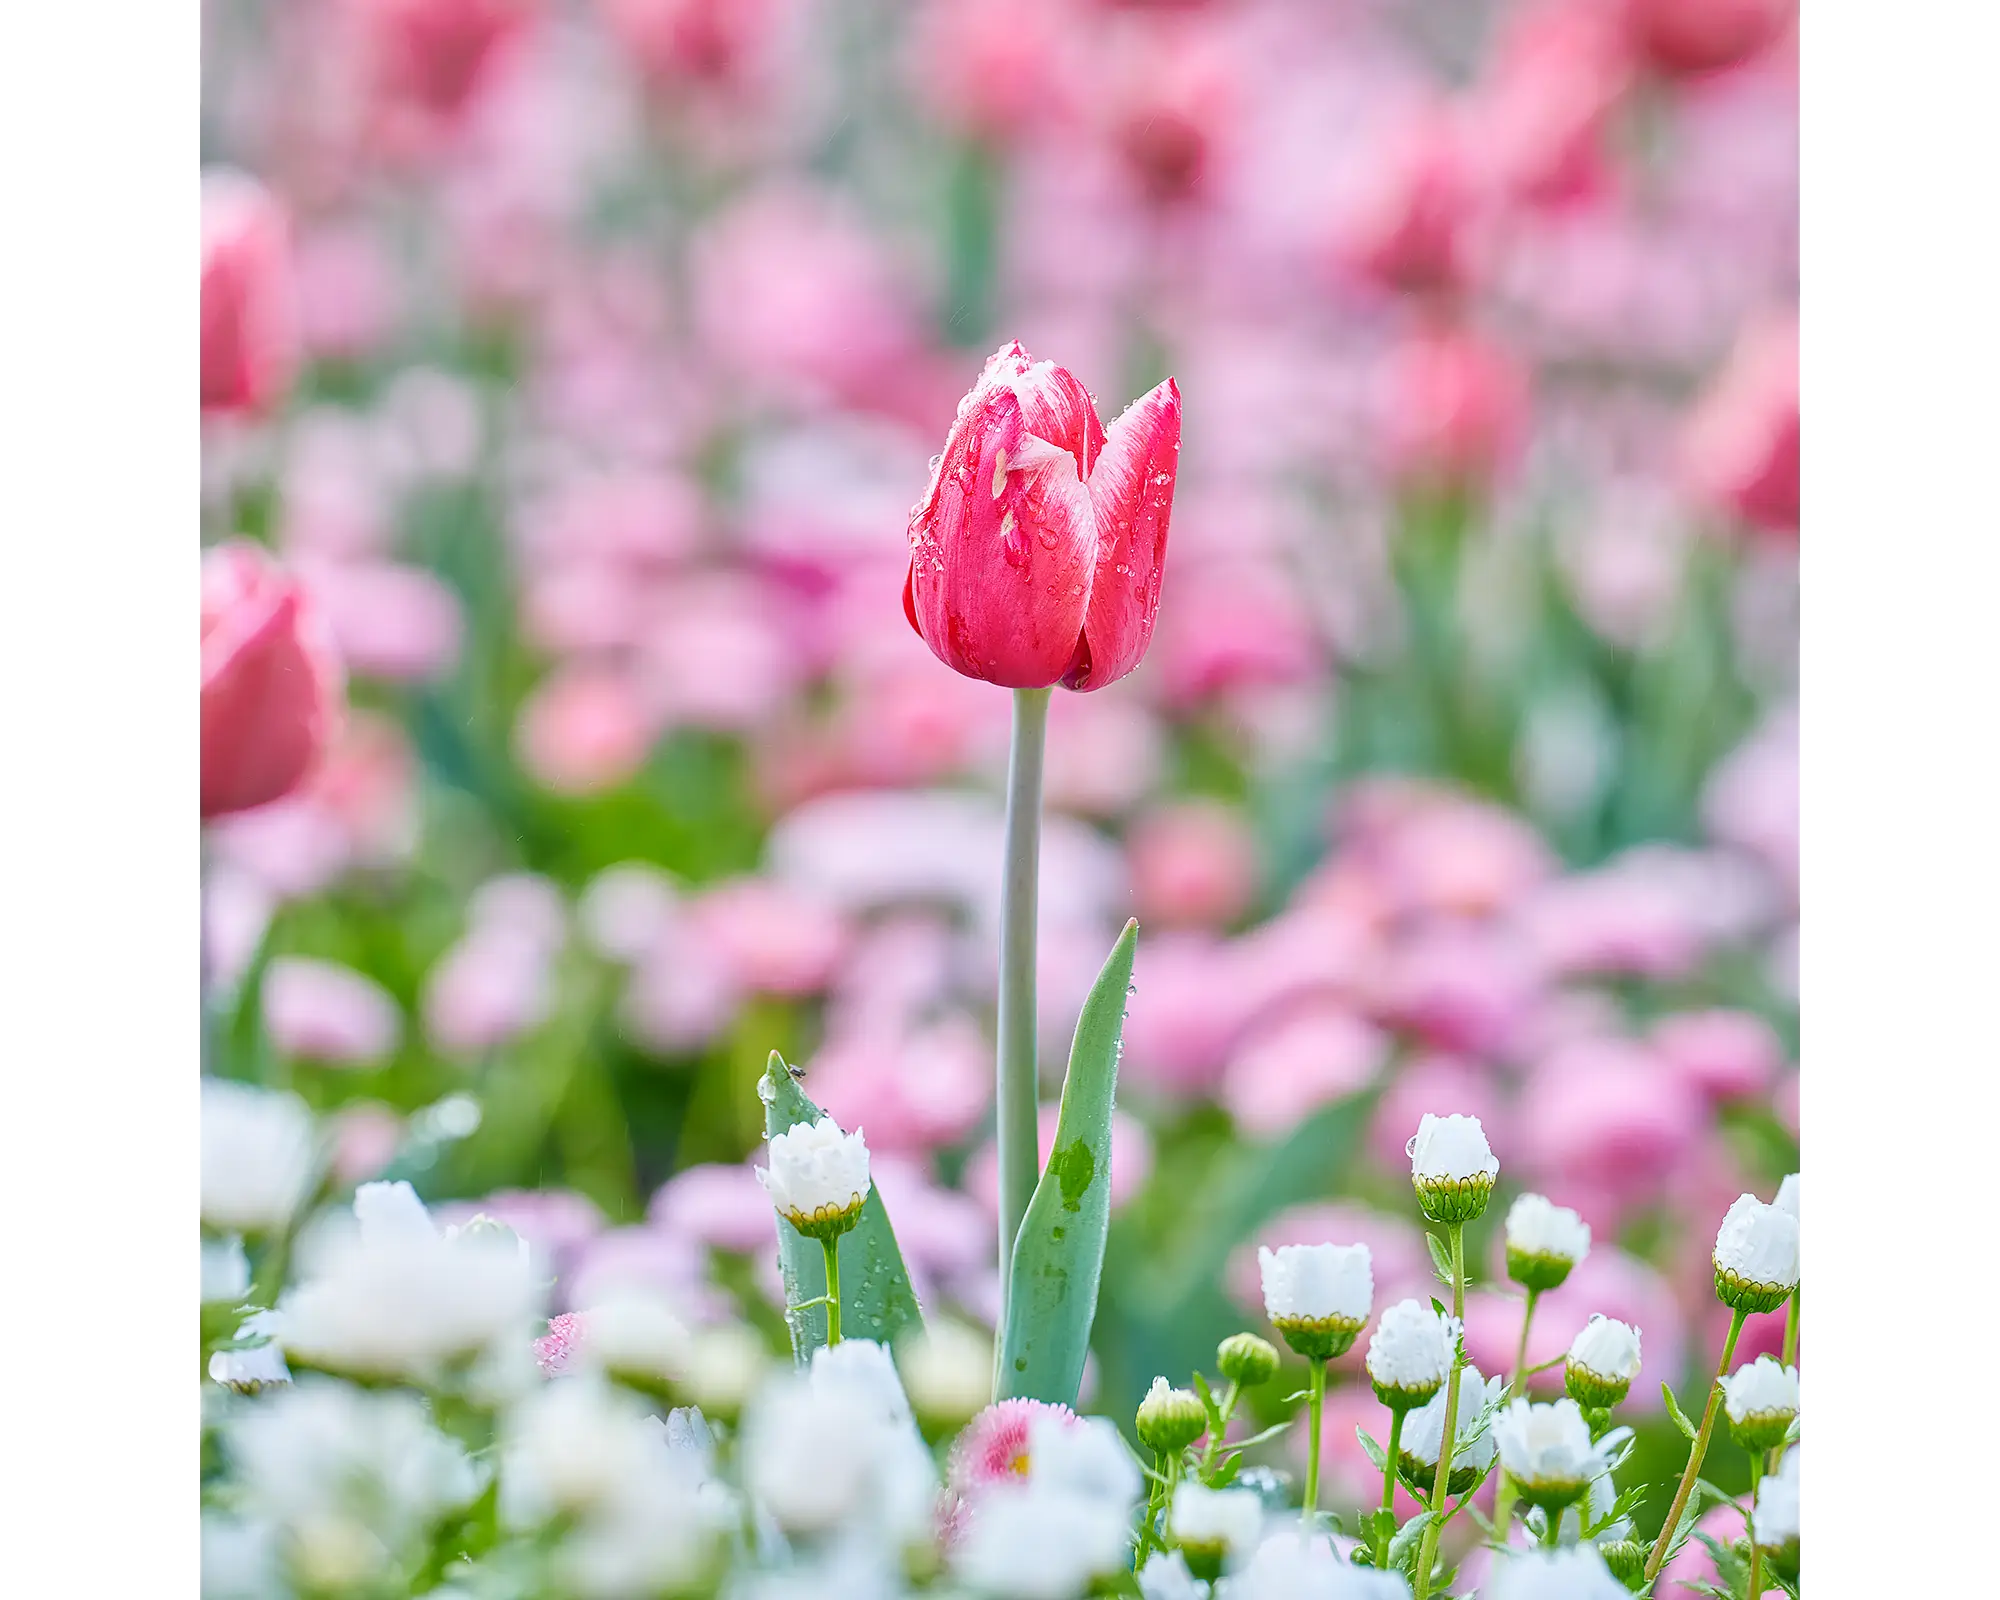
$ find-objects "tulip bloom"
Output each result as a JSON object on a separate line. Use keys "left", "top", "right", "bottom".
{"left": 202, "top": 171, "right": 296, "bottom": 418}
{"left": 904, "top": 342, "right": 1181, "bottom": 692}
{"left": 202, "top": 544, "right": 345, "bottom": 820}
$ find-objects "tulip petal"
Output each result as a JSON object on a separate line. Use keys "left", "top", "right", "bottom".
{"left": 980, "top": 340, "right": 1107, "bottom": 477}
{"left": 906, "top": 384, "right": 1095, "bottom": 688}
{"left": 1067, "top": 377, "right": 1180, "bottom": 691}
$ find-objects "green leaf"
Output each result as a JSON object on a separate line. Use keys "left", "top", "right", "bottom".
{"left": 762, "top": 1053, "right": 923, "bottom": 1361}
{"left": 1220, "top": 1417, "right": 1295, "bottom": 1452}
{"left": 1389, "top": 1511, "right": 1434, "bottom": 1575}
{"left": 1191, "top": 1370, "right": 1220, "bottom": 1425}
{"left": 1662, "top": 1381, "right": 1700, "bottom": 1441}
{"left": 1356, "top": 1427, "right": 1388, "bottom": 1473}
{"left": 1209, "top": 1454, "right": 1242, "bottom": 1489}
{"left": 1426, "top": 1233, "right": 1454, "bottom": 1285}
{"left": 996, "top": 921, "right": 1140, "bottom": 1405}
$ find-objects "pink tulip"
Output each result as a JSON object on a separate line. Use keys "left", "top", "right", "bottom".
{"left": 347, "top": 0, "right": 538, "bottom": 123}
{"left": 598, "top": 0, "right": 775, "bottom": 91}
{"left": 202, "top": 171, "right": 297, "bottom": 417}
{"left": 1377, "top": 319, "right": 1530, "bottom": 492}
{"left": 1471, "top": 2, "right": 1633, "bottom": 210}
{"left": 262, "top": 956, "right": 403, "bottom": 1066}
{"left": 1622, "top": 0, "right": 1792, "bottom": 80}
{"left": 904, "top": 341, "right": 1181, "bottom": 691}
{"left": 1126, "top": 800, "right": 1258, "bottom": 929}
{"left": 201, "top": 543, "right": 345, "bottom": 821}
{"left": 1098, "top": 17, "right": 1236, "bottom": 206}
{"left": 1680, "top": 311, "right": 1799, "bottom": 538}
{"left": 1334, "top": 107, "right": 1480, "bottom": 298}
{"left": 907, "top": 0, "right": 1078, "bottom": 144}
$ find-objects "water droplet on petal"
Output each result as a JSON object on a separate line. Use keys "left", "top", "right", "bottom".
{"left": 1037, "top": 529, "right": 1059, "bottom": 550}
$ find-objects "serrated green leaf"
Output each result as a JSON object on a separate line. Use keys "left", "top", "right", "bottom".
{"left": 1427, "top": 1233, "right": 1453, "bottom": 1284}
{"left": 1356, "top": 1426, "right": 1387, "bottom": 1473}
{"left": 1389, "top": 1511, "right": 1434, "bottom": 1575}
{"left": 762, "top": 1053, "right": 923, "bottom": 1360}
{"left": 1192, "top": 1370, "right": 1220, "bottom": 1423}
{"left": 996, "top": 921, "right": 1139, "bottom": 1405}
{"left": 1662, "top": 1381, "right": 1700, "bottom": 1440}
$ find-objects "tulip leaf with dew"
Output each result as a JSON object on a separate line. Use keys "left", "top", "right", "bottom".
{"left": 996, "top": 920, "right": 1139, "bottom": 1406}
{"left": 761, "top": 1053, "right": 922, "bottom": 1360}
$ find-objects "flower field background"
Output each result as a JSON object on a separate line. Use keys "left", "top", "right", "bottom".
{"left": 201, "top": 0, "right": 1798, "bottom": 1589}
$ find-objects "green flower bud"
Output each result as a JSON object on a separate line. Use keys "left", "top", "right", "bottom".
{"left": 1270, "top": 1314, "right": 1366, "bottom": 1363}
{"left": 1217, "top": 1332, "right": 1280, "bottom": 1388}
{"left": 1506, "top": 1245, "right": 1577, "bottom": 1294}
{"left": 1137, "top": 1376, "right": 1208, "bottom": 1455}
{"left": 1598, "top": 1538, "right": 1645, "bottom": 1585}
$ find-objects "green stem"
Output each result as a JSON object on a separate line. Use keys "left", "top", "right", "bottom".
{"left": 1412, "top": 1225, "right": 1466, "bottom": 1600}
{"left": 1745, "top": 1454, "right": 1765, "bottom": 1600}
{"left": 1378, "top": 1406, "right": 1407, "bottom": 1564}
{"left": 1138, "top": 1449, "right": 1171, "bottom": 1568}
{"left": 1642, "top": 1306, "right": 1748, "bottom": 1585}
{"left": 821, "top": 1235, "right": 843, "bottom": 1348}
{"left": 1491, "top": 1287, "right": 1542, "bottom": 1537}
{"left": 995, "top": 686, "right": 1050, "bottom": 1341}
{"left": 1768, "top": 1286, "right": 1800, "bottom": 1476}
{"left": 1302, "top": 1356, "right": 1327, "bottom": 1525}
{"left": 1200, "top": 1381, "right": 1241, "bottom": 1479}
{"left": 1543, "top": 1508, "right": 1562, "bottom": 1548}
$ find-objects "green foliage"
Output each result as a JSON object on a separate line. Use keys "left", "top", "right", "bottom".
{"left": 996, "top": 922, "right": 1139, "bottom": 1405}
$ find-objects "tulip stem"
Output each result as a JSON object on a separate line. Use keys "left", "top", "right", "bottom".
{"left": 1642, "top": 1306, "right": 1748, "bottom": 1585}
{"left": 995, "top": 685, "right": 1051, "bottom": 1345}
{"left": 820, "top": 1236, "right": 842, "bottom": 1347}
{"left": 1301, "top": 1356, "right": 1327, "bottom": 1526}
{"left": 1412, "top": 1225, "right": 1466, "bottom": 1600}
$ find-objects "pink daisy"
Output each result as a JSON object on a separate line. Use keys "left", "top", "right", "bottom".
{"left": 533, "top": 1311, "right": 584, "bottom": 1377}
{"left": 945, "top": 1398, "right": 1079, "bottom": 1496}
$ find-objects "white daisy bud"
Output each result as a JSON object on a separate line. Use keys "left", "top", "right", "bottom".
{"left": 1400, "top": 1365, "right": 1507, "bottom": 1496}
{"left": 209, "top": 1340, "right": 292, "bottom": 1395}
{"left": 580, "top": 1288, "right": 694, "bottom": 1400}
{"left": 1712, "top": 1193, "right": 1800, "bottom": 1313}
{"left": 1753, "top": 1445, "right": 1800, "bottom": 1559}
{"left": 1257, "top": 1243, "right": 1373, "bottom": 1360}
{"left": 1167, "top": 1482, "right": 1264, "bottom": 1582}
{"left": 1407, "top": 1113, "right": 1499, "bottom": 1223}
{"left": 1494, "top": 1397, "right": 1604, "bottom": 1511}
{"left": 1483, "top": 1545, "right": 1631, "bottom": 1600}
{"left": 759, "top": 1117, "right": 871, "bottom": 1241}
{"left": 202, "top": 1081, "right": 321, "bottom": 1235}
{"left": 1721, "top": 1355, "right": 1799, "bottom": 1451}
{"left": 1504, "top": 1193, "right": 1591, "bottom": 1292}
{"left": 1775, "top": 1171, "right": 1800, "bottom": 1219}
{"left": 1137, "top": 1376, "right": 1208, "bottom": 1455}
{"left": 679, "top": 1323, "right": 767, "bottom": 1426}
{"left": 897, "top": 1320, "right": 992, "bottom": 1437}
{"left": 1365, "top": 1297, "right": 1457, "bottom": 1410}
{"left": 1564, "top": 1314, "right": 1642, "bottom": 1409}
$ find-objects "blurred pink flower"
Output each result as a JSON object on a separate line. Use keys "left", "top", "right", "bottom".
{"left": 1702, "top": 704, "right": 1798, "bottom": 897}
{"left": 1377, "top": 319, "right": 1530, "bottom": 492}
{"left": 1471, "top": 1, "right": 1632, "bottom": 211}
{"left": 1368, "top": 923, "right": 1543, "bottom": 1059}
{"left": 948, "top": 1399, "right": 1080, "bottom": 1498}
{"left": 1332, "top": 106, "right": 1480, "bottom": 298}
{"left": 1680, "top": 310, "right": 1798, "bottom": 537}
{"left": 620, "top": 926, "right": 741, "bottom": 1053}
{"left": 597, "top": 0, "right": 776, "bottom": 92}
{"left": 347, "top": 0, "right": 539, "bottom": 126}
{"left": 1652, "top": 1009, "right": 1783, "bottom": 1103}
{"left": 263, "top": 956, "right": 403, "bottom": 1066}
{"left": 1098, "top": 15, "right": 1237, "bottom": 206}
{"left": 1119, "top": 932, "right": 1255, "bottom": 1096}
{"left": 330, "top": 1101, "right": 403, "bottom": 1184}
{"left": 1146, "top": 555, "right": 1322, "bottom": 708}
{"left": 640, "top": 574, "right": 803, "bottom": 733}
{"left": 202, "top": 543, "right": 345, "bottom": 821}
{"left": 421, "top": 923, "right": 554, "bottom": 1054}
{"left": 514, "top": 665, "right": 657, "bottom": 796}
{"left": 438, "top": 1187, "right": 605, "bottom": 1267}
{"left": 1346, "top": 786, "right": 1557, "bottom": 923}
{"left": 1305, "top": 1380, "right": 1426, "bottom": 1519}
{"left": 578, "top": 862, "right": 682, "bottom": 965}
{"left": 649, "top": 1162, "right": 777, "bottom": 1256}
{"left": 1230, "top": 903, "right": 1376, "bottom": 1023}
{"left": 299, "top": 558, "right": 464, "bottom": 683}
{"left": 293, "top": 223, "right": 401, "bottom": 361}
{"left": 1516, "top": 1035, "right": 1706, "bottom": 1222}
{"left": 519, "top": 470, "right": 704, "bottom": 571}
{"left": 965, "top": 1105, "right": 1154, "bottom": 1217}
{"left": 1222, "top": 1002, "right": 1389, "bottom": 1140}
{"left": 1722, "top": 1302, "right": 1791, "bottom": 1367}
{"left": 1514, "top": 857, "right": 1714, "bottom": 981}
{"left": 535, "top": 1311, "right": 584, "bottom": 1376}
{"left": 808, "top": 1018, "right": 991, "bottom": 1156}
{"left": 202, "top": 170, "right": 297, "bottom": 417}
{"left": 1126, "top": 800, "right": 1258, "bottom": 929}
{"left": 567, "top": 1225, "right": 720, "bottom": 1314}
{"left": 1042, "top": 693, "right": 1165, "bottom": 818}
{"left": 689, "top": 877, "right": 851, "bottom": 997}
{"left": 1623, "top": 0, "right": 1793, "bottom": 81}
{"left": 907, "top": 0, "right": 1078, "bottom": 145}
{"left": 871, "top": 1155, "right": 993, "bottom": 1297}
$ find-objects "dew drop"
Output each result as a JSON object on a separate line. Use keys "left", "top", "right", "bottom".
{"left": 1036, "top": 528, "right": 1059, "bottom": 550}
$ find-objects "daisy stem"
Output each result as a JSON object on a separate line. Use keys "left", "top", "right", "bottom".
{"left": 1642, "top": 1306, "right": 1748, "bottom": 1586}
{"left": 1139, "top": 1449, "right": 1171, "bottom": 1567}
{"left": 1302, "top": 1356, "right": 1327, "bottom": 1525}
{"left": 1200, "top": 1381, "right": 1241, "bottom": 1479}
{"left": 995, "top": 686, "right": 1050, "bottom": 1348}
{"left": 1745, "top": 1454, "right": 1766, "bottom": 1600}
{"left": 821, "top": 1235, "right": 843, "bottom": 1347}
{"left": 1412, "top": 1224, "right": 1466, "bottom": 1600}
{"left": 1378, "top": 1406, "right": 1406, "bottom": 1564}
{"left": 1490, "top": 1287, "right": 1541, "bottom": 1539}
{"left": 1767, "top": 1287, "right": 1799, "bottom": 1477}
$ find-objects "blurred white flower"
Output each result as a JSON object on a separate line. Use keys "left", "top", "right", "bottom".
{"left": 200, "top": 1514, "right": 280, "bottom": 1600}
{"left": 810, "top": 1337, "right": 915, "bottom": 1432}
{"left": 1483, "top": 1545, "right": 1629, "bottom": 1599}
{"left": 578, "top": 1285, "right": 693, "bottom": 1389}
{"left": 1257, "top": 1242, "right": 1373, "bottom": 1323}
{"left": 202, "top": 1236, "right": 251, "bottom": 1304}
{"left": 760, "top": 1117, "right": 871, "bottom": 1232}
{"left": 1169, "top": 1482, "right": 1264, "bottom": 1570}
{"left": 1141, "top": 1552, "right": 1205, "bottom": 1600}
{"left": 897, "top": 1319, "right": 992, "bottom": 1432}
{"left": 202, "top": 1081, "right": 320, "bottom": 1234}
{"left": 1029, "top": 1413, "right": 1143, "bottom": 1509}
{"left": 1407, "top": 1113, "right": 1499, "bottom": 1182}
{"left": 681, "top": 1322, "right": 770, "bottom": 1423}
{"left": 1216, "top": 1528, "right": 1409, "bottom": 1597}
{"left": 1753, "top": 1445, "right": 1801, "bottom": 1548}
{"left": 277, "top": 1186, "right": 542, "bottom": 1380}
{"left": 226, "top": 1379, "right": 483, "bottom": 1586}
{"left": 1494, "top": 1398, "right": 1605, "bottom": 1509}
{"left": 740, "top": 1368, "right": 936, "bottom": 1546}
{"left": 209, "top": 1341, "right": 292, "bottom": 1393}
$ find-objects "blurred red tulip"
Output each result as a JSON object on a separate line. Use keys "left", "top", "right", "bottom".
{"left": 1378, "top": 321, "right": 1530, "bottom": 492}
{"left": 1335, "top": 107, "right": 1479, "bottom": 298}
{"left": 201, "top": 171, "right": 297, "bottom": 417}
{"left": 598, "top": 0, "right": 773, "bottom": 91}
{"left": 905, "top": 342, "right": 1181, "bottom": 692}
{"left": 1679, "top": 311, "right": 1798, "bottom": 537}
{"left": 1473, "top": 1, "right": 1634, "bottom": 210}
{"left": 1622, "top": 0, "right": 1792, "bottom": 79}
{"left": 907, "top": 0, "right": 1078, "bottom": 145}
{"left": 202, "top": 544, "right": 345, "bottom": 820}
{"left": 1100, "top": 18, "right": 1236, "bottom": 205}
{"left": 348, "top": 0, "right": 537, "bottom": 122}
